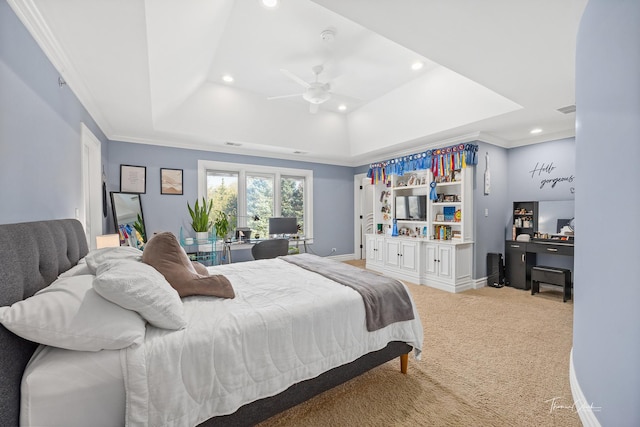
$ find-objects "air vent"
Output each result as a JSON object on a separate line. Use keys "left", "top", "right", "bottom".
{"left": 224, "top": 141, "right": 242, "bottom": 147}
{"left": 557, "top": 105, "right": 576, "bottom": 114}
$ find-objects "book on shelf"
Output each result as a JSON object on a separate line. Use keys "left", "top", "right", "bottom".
{"left": 443, "top": 206, "right": 456, "bottom": 222}
{"left": 434, "top": 225, "right": 453, "bottom": 240}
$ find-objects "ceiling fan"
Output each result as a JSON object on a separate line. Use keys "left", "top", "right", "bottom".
{"left": 268, "top": 65, "right": 333, "bottom": 114}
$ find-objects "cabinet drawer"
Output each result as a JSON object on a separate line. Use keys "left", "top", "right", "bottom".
{"left": 528, "top": 243, "right": 574, "bottom": 256}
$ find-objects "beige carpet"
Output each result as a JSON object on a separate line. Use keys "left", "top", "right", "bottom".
{"left": 258, "top": 261, "right": 580, "bottom": 427}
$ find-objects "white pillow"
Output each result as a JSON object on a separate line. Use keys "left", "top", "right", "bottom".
{"left": 93, "top": 260, "right": 186, "bottom": 330}
{"left": 0, "top": 275, "right": 145, "bottom": 351}
{"left": 58, "top": 257, "right": 90, "bottom": 278}
{"left": 85, "top": 246, "right": 143, "bottom": 274}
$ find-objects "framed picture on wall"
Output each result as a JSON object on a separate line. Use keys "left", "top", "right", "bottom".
{"left": 160, "top": 168, "right": 183, "bottom": 195}
{"left": 120, "top": 164, "right": 146, "bottom": 194}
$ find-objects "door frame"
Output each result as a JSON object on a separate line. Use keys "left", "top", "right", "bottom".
{"left": 353, "top": 173, "right": 369, "bottom": 260}
{"left": 80, "top": 123, "right": 102, "bottom": 250}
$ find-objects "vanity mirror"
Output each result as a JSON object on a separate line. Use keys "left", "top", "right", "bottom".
{"left": 537, "top": 200, "right": 574, "bottom": 236}
{"left": 110, "top": 192, "right": 146, "bottom": 245}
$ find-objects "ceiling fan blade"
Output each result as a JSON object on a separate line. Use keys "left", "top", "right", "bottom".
{"left": 267, "top": 93, "right": 303, "bottom": 100}
{"left": 280, "top": 69, "right": 310, "bottom": 88}
{"left": 309, "top": 103, "right": 319, "bottom": 114}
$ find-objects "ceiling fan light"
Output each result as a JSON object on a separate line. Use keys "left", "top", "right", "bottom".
{"left": 303, "top": 87, "right": 331, "bottom": 104}
{"left": 261, "top": 0, "right": 279, "bottom": 9}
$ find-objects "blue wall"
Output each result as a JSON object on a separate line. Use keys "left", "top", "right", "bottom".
{"left": 473, "top": 141, "right": 509, "bottom": 279}
{"left": 0, "top": 1, "right": 108, "bottom": 227}
{"left": 108, "top": 141, "right": 355, "bottom": 257}
{"left": 574, "top": 0, "right": 640, "bottom": 425}
{"left": 507, "top": 138, "right": 576, "bottom": 204}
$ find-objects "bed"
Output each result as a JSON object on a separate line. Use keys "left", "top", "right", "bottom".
{"left": 0, "top": 219, "right": 423, "bottom": 426}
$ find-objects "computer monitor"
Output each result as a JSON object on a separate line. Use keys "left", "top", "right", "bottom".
{"left": 268, "top": 217, "right": 297, "bottom": 236}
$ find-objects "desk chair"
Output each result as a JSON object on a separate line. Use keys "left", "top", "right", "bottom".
{"left": 251, "top": 238, "right": 289, "bottom": 260}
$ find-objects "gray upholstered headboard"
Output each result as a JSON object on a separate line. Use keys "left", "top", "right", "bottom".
{"left": 0, "top": 219, "right": 88, "bottom": 426}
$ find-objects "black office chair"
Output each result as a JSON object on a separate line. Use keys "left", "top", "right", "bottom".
{"left": 251, "top": 238, "right": 289, "bottom": 260}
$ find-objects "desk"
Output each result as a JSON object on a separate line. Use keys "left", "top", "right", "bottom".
{"left": 504, "top": 239, "right": 574, "bottom": 290}
{"left": 222, "top": 237, "right": 311, "bottom": 263}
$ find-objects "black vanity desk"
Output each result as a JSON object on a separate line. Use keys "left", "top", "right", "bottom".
{"left": 505, "top": 238, "right": 574, "bottom": 290}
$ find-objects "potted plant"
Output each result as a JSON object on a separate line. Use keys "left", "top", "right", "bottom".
{"left": 213, "top": 210, "right": 231, "bottom": 242}
{"left": 187, "top": 198, "right": 213, "bottom": 245}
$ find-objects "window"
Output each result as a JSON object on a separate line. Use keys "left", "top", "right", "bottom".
{"left": 198, "top": 161, "right": 313, "bottom": 238}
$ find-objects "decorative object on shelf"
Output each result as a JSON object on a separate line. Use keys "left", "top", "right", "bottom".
{"left": 391, "top": 219, "right": 398, "bottom": 236}
{"left": 429, "top": 181, "right": 438, "bottom": 201}
{"left": 366, "top": 143, "right": 478, "bottom": 184}
{"left": 120, "top": 164, "right": 146, "bottom": 194}
{"left": 160, "top": 168, "right": 183, "bottom": 195}
{"left": 454, "top": 210, "right": 462, "bottom": 222}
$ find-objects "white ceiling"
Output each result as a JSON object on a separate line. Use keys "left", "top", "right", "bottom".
{"left": 9, "top": 0, "right": 587, "bottom": 166}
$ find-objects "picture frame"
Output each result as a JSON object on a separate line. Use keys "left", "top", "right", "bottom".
{"left": 160, "top": 168, "right": 183, "bottom": 195}
{"left": 120, "top": 164, "right": 146, "bottom": 194}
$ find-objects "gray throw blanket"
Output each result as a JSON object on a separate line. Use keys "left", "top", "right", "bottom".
{"left": 280, "top": 254, "right": 415, "bottom": 331}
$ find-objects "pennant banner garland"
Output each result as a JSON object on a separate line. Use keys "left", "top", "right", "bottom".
{"left": 367, "top": 143, "right": 478, "bottom": 184}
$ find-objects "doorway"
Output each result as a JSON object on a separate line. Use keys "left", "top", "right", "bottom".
{"left": 354, "top": 173, "right": 374, "bottom": 260}
{"left": 81, "top": 123, "right": 102, "bottom": 250}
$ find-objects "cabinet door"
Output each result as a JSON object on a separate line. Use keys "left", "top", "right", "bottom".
{"left": 399, "top": 241, "right": 418, "bottom": 272}
{"left": 365, "top": 235, "right": 377, "bottom": 262}
{"left": 375, "top": 237, "right": 385, "bottom": 263}
{"left": 424, "top": 243, "right": 438, "bottom": 275}
{"left": 504, "top": 242, "right": 532, "bottom": 289}
{"left": 437, "top": 245, "right": 453, "bottom": 279}
{"left": 384, "top": 239, "right": 401, "bottom": 268}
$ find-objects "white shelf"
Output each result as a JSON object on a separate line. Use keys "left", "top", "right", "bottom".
{"left": 433, "top": 202, "right": 462, "bottom": 206}
{"left": 435, "top": 181, "right": 462, "bottom": 186}
{"left": 432, "top": 221, "right": 462, "bottom": 226}
{"left": 392, "top": 184, "right": 429, "bottom": 191}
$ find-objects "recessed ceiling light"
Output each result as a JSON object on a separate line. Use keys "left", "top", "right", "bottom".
{"left": 261, "top": 0, "right": 278, "bottom": 8}
{"left": 530, "top": 128, "right": 543, "bottom": 134}
{"left": 411, "top": 61, "right": 424, "bottom": 71}
{"left": 338, "top": 104, "right": 347, "bottom": 111}
{"left": 222, "top": 74, "right": 234, "bottom": 83}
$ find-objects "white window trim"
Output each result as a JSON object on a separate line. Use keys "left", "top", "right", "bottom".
{"left": 197, "top": 160, "right": 313, "bottom": 238}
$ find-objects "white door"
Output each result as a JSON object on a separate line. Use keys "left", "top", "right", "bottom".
{"left": 354, "top": 173, "right": 374, "bottom": 259}
{"left": 81, "top": 123, "right": 102, "bottom": 250}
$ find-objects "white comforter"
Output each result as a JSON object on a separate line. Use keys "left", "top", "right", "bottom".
{"left": 123, "top": 258, "right": 423, "bottom": 426}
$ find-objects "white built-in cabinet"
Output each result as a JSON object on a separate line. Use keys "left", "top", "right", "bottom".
{"left": 423, "top": 241, "right": 474, "bottom": 292}
{"left": 365, "top": 165, "right": 475, "bottom": 293}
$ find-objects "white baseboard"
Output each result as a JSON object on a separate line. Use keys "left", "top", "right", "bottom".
{"left": 569, "top": 348, "right": 602, "bottom": 427}
{"left": 328, "top": 253, "right": 357, "bottom": 262}
{"left": 474, "top": 277, "right": 487, "bottom": 289}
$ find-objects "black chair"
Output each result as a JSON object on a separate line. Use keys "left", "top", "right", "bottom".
{"left": 251, "top": 238, "right": 289, "bottom": 260}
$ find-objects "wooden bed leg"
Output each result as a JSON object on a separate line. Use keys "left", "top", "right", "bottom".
{"left": 400, "top": 353, "right": 408, "bottom": 374}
